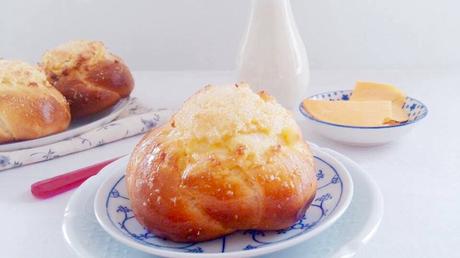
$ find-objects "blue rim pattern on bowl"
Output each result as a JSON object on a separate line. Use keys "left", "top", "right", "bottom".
{"left": 299, "top": 90, "right": 428, "bottom": 129}
{"left": 103, "top": 156, "right": 345, "bottom": 254}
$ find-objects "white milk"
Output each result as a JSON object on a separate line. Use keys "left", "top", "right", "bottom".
{"left": 237, "top": 0, "right": 310, "bottom": 111}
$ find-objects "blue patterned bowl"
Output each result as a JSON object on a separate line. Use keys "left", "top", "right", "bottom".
{"left": 94, "top": 148, "right": 353, "bottom": 257}
{"left": 299, "top": 90, "right": 428, "bottom": 146}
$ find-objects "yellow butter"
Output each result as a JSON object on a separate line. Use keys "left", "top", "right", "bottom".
{"left": 350, "top": 81, "right": 408, "bottom": 122}
{"left": 302, "top": 100, "right": 393, "bottom": 126}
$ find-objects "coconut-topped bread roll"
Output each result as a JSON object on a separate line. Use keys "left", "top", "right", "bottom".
{"left": 41, "top": 40, "right": 134, "bottom": 118}
{"left": 0, "top": 60, "right": 70, "bottom": 143}
{"left": 126, "top": 83, "right": 317, "bottom": 242}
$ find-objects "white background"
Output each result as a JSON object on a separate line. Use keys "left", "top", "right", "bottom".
{"left": 1, "top": 0, "right": 460, "bottom": 70}
{"left": 1, "top": 1, "right": 460, "bottom": 258}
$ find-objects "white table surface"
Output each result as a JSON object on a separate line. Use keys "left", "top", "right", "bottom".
{"left": 0, "top": 70, "right": 458, "bottom": 258}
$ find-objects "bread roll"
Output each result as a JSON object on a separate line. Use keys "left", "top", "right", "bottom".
{"left": 126, "top": 84, "right": 317, "bottom": 242}
{"left": 41, "top": 40, "right": 134, "bottom": 118}
{"left": 0, "top": 60, "right": 71, "bottom": 143}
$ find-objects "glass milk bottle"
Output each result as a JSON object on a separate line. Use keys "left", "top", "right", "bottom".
{"left": 237, "top": 0, "right": 310, "bottom": 110}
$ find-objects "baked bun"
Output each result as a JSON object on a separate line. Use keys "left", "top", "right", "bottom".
{"left": 126, "top": 84, "right": 317, "bottom": 242}
{"left": 0, "top": 60, "right": 70, "bottom": 143}
{"left": 41, "top": 40, "right": 134, "bottom": 118}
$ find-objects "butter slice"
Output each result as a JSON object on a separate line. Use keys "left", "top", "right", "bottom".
{"left": 303, "top": 100, "right": 393, "bottom": 126}
{"left": 350, "top": 81, "right": 408, "bottom": 122}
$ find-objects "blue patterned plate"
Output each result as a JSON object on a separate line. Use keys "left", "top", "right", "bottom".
{"left": 299, "top": 90, "right": 428, "bottom": 146}
{"left": 93, "top": 148, "right": 353, "bottom": 257}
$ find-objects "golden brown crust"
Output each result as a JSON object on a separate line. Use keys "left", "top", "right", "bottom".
{"left": 52, "top": 76, "right": 122, "bottom": 118}
{"left": 85, "top": 59, "right": 134, "bottom": 96}
{"left": 0, "top": 60, "right": 71, "bottom": 143}
{"left": 126, "top": 84, "right": 316, "bottom": 242}
{"left": 41, "top": 40, "right": 134, "bottom": 118}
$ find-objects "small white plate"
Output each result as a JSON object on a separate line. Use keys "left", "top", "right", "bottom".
{"left": 63, "top": 144, "right": 382, "bottom": 258}
{"left": 299, "top": 90, "right": 428, "bottom": 146}
{"left": 0, "top": 98, "right": 129, "bottom": 152}
{"left": 93, "top": 147, "right": 353, "bottom": 258}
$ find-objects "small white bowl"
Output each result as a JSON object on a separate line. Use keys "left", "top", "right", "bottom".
{"left": 299, "top": 90, "right": 428, "bottom": 146}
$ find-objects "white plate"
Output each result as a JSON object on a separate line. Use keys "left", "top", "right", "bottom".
{"left": 63, "top": 144, "right": 383, "bottom": 258}
{"left": 299, "top": 90, "right": 428, "bottom": 146}
{"left": 0, "top": 98, "right": 130, "bottom": 152}
{"left": 92, "top": 146, "right": 353, "bottom": 257}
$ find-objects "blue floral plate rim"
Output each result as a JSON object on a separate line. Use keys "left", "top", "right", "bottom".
{"left": 299, "top": 90, "right": 428, "bottom": 129}
{"left": 93, "top": 147, "right": 354, "bottom": 258}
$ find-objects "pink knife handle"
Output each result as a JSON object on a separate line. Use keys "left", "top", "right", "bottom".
{"left": 31, "top": 156, "right": 121, "bottom": 199}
